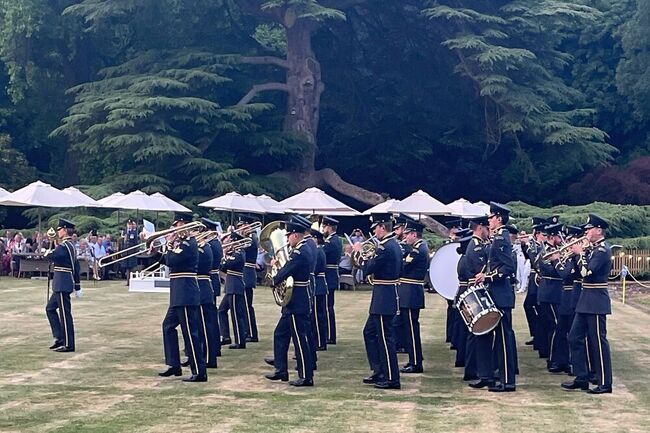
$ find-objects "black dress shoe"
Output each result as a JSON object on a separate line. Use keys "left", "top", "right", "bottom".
{"left": 183, "top": 374, "right": 208, "bottom": 382}
{"left": 246, "top": 337, "right": 259, "bottom": 343}
{"left": 525, "top": 339, "right": 534, "bottom": 346}
{"left": 316, "top": 346, "right": 327, "bottom": 351}
{"left": 220, "top": 338, "right": 232, "bottom": 346}
{"left": 264, "top": 357, "right": 275, "bottom": 366}
{"left": 362, "top": 374, "right": 383, "bottom": 384}
{"left": 326, "top": 340, "right": 336, "bottom": 345}
{"left": 469, "top": 379, "right": 495, "bottom": 389}
{"left": 158, "top": 366, "right": 182, "bottom": 377}
{"left": 49, "top": 341, "right": 63, "bottom": 350}
{"left": 206, "top": 362, "right": 218, "bottom": 368}
{"left": 488, "top": 384, "right": 516, "bottom": 392}
{"left": 454, "top": 361, "right": 465, "bottom": 368}
{"left": 181, "top": 358, "right": 190, "bottom": 367}
{"left": 463, "top": 374, "right": 479, "bottom": 381}
{"left": 265, "top": 371, "right": 289, "bottom": 381}
{"left": 374, "top": 380, "right": 401, "bottom": 390}
{"left": 400, "top": 365, "right": 423, "bottom": 374}
{"left": 289, "top": 378, "right": 313, "bottom": 387}
{"left": 450, "top": 346, "right": 457, "bottom": 351}
{"left": 229, "top": 344, "right": 246, "bottom": 349}
{"left": 548, "top": 364, "right": 570, "bottom": 374}
{"left": 53, "top": 346, "right": 75, "bottom": 353}
{"left": 587, "top": 385, "right": 612, "bottom": 394}
{"left": 561, "top": 380, "right": 589, "bottom": 390}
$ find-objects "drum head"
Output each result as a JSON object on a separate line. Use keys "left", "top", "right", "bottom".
{"left": 428, "top": 242, "right": 461, "bottom": 300}
{"left": 471, "top": 310, "right": 502, "bottom": 335}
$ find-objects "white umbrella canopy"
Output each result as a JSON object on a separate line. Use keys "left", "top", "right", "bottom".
{"left": 0, "top": 187, "right": 9, "bottom": 198}
{"left": 149, "top": 192, "right": 191, "bottom": 212}
{"left": 97, "top": 192, "right": 125, "bottom": 206}
{"left": 62, "top": 186, "right": 103, "bottom": 207}
{"left": 387, "top": 189, "right": 452, "bottom": 216}
{"left": 198, "top": 192, "right": 268, "bottom": 214}
{"left": 245, "top": 194, "right": 285, "bottom": 213}
{"left": 279, "top": 187, "right": 361, "bottom": 216}
{"left": 0, "top": 180, "right": 80, "bottom": 207}
{"left": 107, "top": 190, "right": 160, "bottom": 211}
{"left": 474, "top": 201, "right": 491, "bottom": 215}
{"left": 447, "top": 198, "right": 488, "bottom": 218}
{"left": 363, "top": 198, "right": 400, "bottom": 215}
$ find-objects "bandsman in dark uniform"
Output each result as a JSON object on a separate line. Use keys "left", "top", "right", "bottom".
{"left": 196, "top": 224, "right": 218, "bottom": 368}
{"left": 265, "top": 220, "right": 315, "bottom": 386}
{"left": 121, "top": 218, "right": 140, "bottom": 284}
{"left": 455, "top": 233, "right": 478, "bottom": 381}
{"left": 158, "top": 212, "right": 207, "bottom": 382}
{"left": 562, "top": 214, "right": 613, "bottom": 394}
{"left": 448, "top": 227, "right": 471, "bottom": 353}
{"left": 550, "top": 225, "right": 583, "bottom": 374}
{"left": 355, "top": 213, "right": 402, "bottom": 390}
{"left": 538, "top": 222, "right": 564, "bottom": 370}
{"left": 520, "top": 216, "right": 548, "bottom": 350}
{"left": 312, "top": 229, "right": 329, "bottom": 351}
{"left": 473, "top": 203, "right": 516, "bottom": 392}
{"left": 218, "top": 231, "right": 248, "bottom": 349}
{"left": 238, "top": 215, "right": 260, "bottom": 343}
{"left": 321, "top": 216, "right": 342, "bottom": 345}
{"left": 202, "top": 218, "right": 223, "bottom": 357}
{"left": 393, "top": 214, "right": 413, "bottom": 354}
{"left": 45, "top": 218, "right": 82, "bottom": 352}
{"left": 398, "top": 221, "right": 429, "bottom": 374}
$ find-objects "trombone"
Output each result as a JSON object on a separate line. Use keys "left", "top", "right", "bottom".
{"left": 98, "top": 221, "right": 205, "bottom": 268}
{"left": 221, "top": 221, "right": 262, "bottom": 240}
{"left": 542, "top": 236, "right": 588, "bottom": 261}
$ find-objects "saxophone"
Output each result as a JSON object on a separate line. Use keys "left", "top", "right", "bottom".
{"left": 259, "top": 221, "right": 294, "bottom": 306}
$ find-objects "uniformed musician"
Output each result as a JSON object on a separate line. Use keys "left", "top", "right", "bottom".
{"left": 218, "top": 231, "right": 248, "bottom": 349}
{"left": 520, "top": 216, "right": 548, "bottom": 350}
{"left": 393, "top": 214, "right": 413, "bottom": 354}
{"left": 45, "top": 218, "right": 82, "bottom": 353}
{"left": 538, "top": 222, "right": 564, "bottom": 371}
{"left": 455, "top": 232, "right": 478, "bottom": 381}
{"left": 562, "top": 214, "right": 613, "bottom": 394}
{"left": 202, "top": 218, "right": 223, "bottom": 357}
{"left": 312, "top": 228, "right": 329, "bottom": 351}
{"left": 355, "top": 213, "right": 402, "bottom": 390}
{"left": 474, "top": 203, "right": 516, "bottom": 392}
{"left": 398, "top": 221, "right": 429, "bottom": 374}
{"left": 196, "top": 225, "right": 218, "bottom": 368}
{"left": 321, "top": 216, "right": 342, "bottom": 345}
{"left": 265, "top": 220, "right": 315, "bottom": 387}
{"left": 121, "top": 218, "right": 139, "bottom": 284}
{"left": 158, "top": 212, "right": 207, "bottom": 382}
{"left": 238, "top": 215, "right": 260, "bottom": 343}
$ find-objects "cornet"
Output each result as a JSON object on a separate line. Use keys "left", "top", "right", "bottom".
{"left": 542, "top": 236, "right": 588, "bottom": 260}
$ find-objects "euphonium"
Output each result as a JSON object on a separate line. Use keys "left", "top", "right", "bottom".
{"left": 259, "top": 221, "right": 293, "bottom": 306}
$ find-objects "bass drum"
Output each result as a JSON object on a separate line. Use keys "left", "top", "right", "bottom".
{"left": 428, "top": 242, "right": 461, "bottom": 300}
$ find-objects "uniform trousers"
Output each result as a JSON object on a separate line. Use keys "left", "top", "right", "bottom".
{"left": 327, "top": 289, "right": 336, "bottom": 343}
{"left": 493, "top": 308, "right": 517, "bottom": 385}
{"left": 273, "top": 313, "right": 313, "bottom": 380}
{"left": 312, "top": 294, "right": 328, "bottom": 349}
{"left": 399, "top": 308, "right": 423, "bottom": 368}
{"left": 46, "top": 291, "right": 75, "bottom": 349}
{"left": 569, "top": 313, "right": 612, "bottom": 387}
{"left": 162, "top": 305, "right": 206, "bottom": 376}
{"left": 538, "top": 302, "right": 559, "bottom": 359}
{"left": 554, "top": 313, "right": 573, "bottom": 368}
{"left": 218, "top": 294, "right": 247, "bottom": 345}
{"left": 198, "top": 303, "right": 219, "bottom": 365}
{"left": 243, "top": 286, "right": 258, "bottom": 340}
{"left": 523, "top": 280, "right": 539, "bottom": 342}
{"left": 363, "top": 314, "right": 400, "bottom": 383}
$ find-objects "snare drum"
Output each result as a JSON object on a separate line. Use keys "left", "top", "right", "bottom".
{"left": 456, "top": 284, "right": 502, "bottom": 335}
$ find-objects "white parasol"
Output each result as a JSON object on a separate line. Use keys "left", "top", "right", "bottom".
{"left": 279, "top": 187, "right": 360, "bottom": 216}
{"left": 387, "top": 189, "right": 452, "bottom": 218}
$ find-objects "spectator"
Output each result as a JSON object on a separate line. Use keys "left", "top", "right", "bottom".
{"left": 9, "top": 233, "right": 24, "bottom": 276}
{"left": 339, "top": 244, "right": 353, "bottom": 275}
{"left": 88, "top": 231, "right": 106, "bottom": 279}
{"left": 71, "top": 233, "right": 80, "bottom": 253}
{"left": 0, "top": 239, "right": 6, "bottom": 275}
{"left": 103, "top": 234, "right": 114, "bottom": 254}
{"left": 350, "top": 228, "right": 365, "bottom": 244}
{"left": 78, "top": 239, "right": 92, "bottom": 262}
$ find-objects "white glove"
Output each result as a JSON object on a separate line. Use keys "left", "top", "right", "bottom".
{"left": 74, "top": 289, "right": 83, "bottom": 299}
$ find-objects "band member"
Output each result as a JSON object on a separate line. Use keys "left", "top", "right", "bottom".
{"left": 520, "top": 217, "right": 548, "bottom": 350}
{"left": 448, "top": 227, "right": 471, "bottom": 351}
{"left": 121, "top": 218, "right": 139, "bottom": 284}
{"left": 265, "top": 220, "right": 315, "bottom": 386}
{"left": 45, "top": 218, "right": 82, "bottom": 352}
{"left": 455, "top": 233, "right": 478, "bottom": 381}
{"left": 238, "top": 215, "right": 260, "bottom": 343}
{"left": 196, "top": 228, "right": 218, "bottom": 368}
{"left": 546, "top": 225, "right": 578, "bottom": 376}
{"left": 158, "top": 212, "right": 207, "bottom": 382}
{"left": 562, "top": 214, "right": 613, "bottom": 394}
{"left": 355, "top": 213, "right": 402, "bottom": 390}
{"left": 321, "top": 216, "right": 342, "bottom": 345}
{"left": 398, "top": 221, "right": 429, "bottom": 373}
{"left": 218, "top": 232, "right": 248, "bottom": 349}
{"left": 444, "top": 218, "right": 463, "bottom": 342}
{"left": 312, "top": 229, "right": 329, "bottom": 351}
{"left": 538, "top": 222, "right": 564, "bottom": 370}
{"left": 202, "top": 218, "right": 223, "bottom": 357}
{"left": 474, "top": 203, "right": 516, "bottom": 392}
{"left": 393, "top": 214, "right": 412, "bottom": 354}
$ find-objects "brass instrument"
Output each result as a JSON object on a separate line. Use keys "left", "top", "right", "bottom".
{"left": 220, "top": 221, "right": 262, "bottom": 240}
{"left": 43, "top": 227, "right": 58, "bottom": 256}
{"left": 542, "top": 236, "right": 588, "bottom": 260}
{"left": 351, "top": 236, "right": 378, "bottom": 267}
{"left": 259, "top": 221, "right": 293, "bottom": 306}
{"left": 98, "top": 221, "right": 204, "bottom": 268}
{"left": 222, "top": 237, "right": 253, "bottom": 255}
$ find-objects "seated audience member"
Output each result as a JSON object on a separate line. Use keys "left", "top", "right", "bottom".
{"left": 350, "top": 229, "right": 365, "bottom": 245}
{"left": 339, "top": 244, "right": 353, "bottom": 275}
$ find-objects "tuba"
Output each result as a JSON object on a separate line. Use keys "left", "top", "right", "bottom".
{"left": 259, "top": 221, "right": 293, "bottom": 306}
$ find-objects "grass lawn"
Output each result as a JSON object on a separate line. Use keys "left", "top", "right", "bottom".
{"left": 0, "top": 277, "right": 649, "bottom": 433}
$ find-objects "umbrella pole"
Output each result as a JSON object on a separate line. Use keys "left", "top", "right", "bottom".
{"left": 38, "top": 208, "right": 42, "bottom": 233}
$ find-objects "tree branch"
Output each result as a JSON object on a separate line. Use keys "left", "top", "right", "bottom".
{"left": 237, "top": 82, "right": 289, "bottom": 106}
{"left": 240, "top": 56, "right": 289, "bottom": 69}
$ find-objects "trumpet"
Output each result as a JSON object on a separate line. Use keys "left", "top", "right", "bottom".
{"left": 98, "top": 221, "right": 204, "bottom": 268}
{"left": 542, "top": 236, "right": 588, "bottom": 260}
